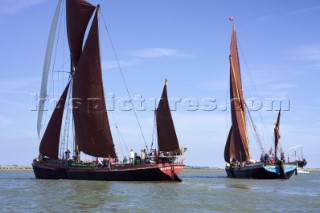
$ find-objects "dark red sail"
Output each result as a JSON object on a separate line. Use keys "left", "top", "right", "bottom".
{"left": 66, "top": 0, "right": 95, "bottom": 66}
{"left": 274, "top": 111, "right": 281, "bottom": 158}
{"left": 226, "top": 24, "right": 251, "bottom": 162}
{"left": 39, "top": 82, "right": 70, "bottom": 159}
{"left": 72, "top": 9, "right": 116, "bottom": 158}
{"left": 156, "top": 80, "right": 180, "bottom": 154}
{"left": 224, "top": 127, "right": 236, "bottom": 163}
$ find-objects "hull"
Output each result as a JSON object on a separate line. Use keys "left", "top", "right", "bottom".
{"left": 297, "top": 167, "right": 310, "bottom": 174}
{"left": 32, "top": 161, "right": 184, "bottom": 182}
{"left": 225, "top": 163, "right": 297, "bottom": 179}
{"left": 297, "top": 160, "right": 307, "bottom": 168}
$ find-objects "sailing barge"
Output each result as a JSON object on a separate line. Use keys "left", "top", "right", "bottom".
{"left": 224, "top": 18, "right": 297, "bottom": 179}
{"left": 32, "top": 0, "right": 185, "bottom": 181}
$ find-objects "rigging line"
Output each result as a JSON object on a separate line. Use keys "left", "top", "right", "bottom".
{"left": 118, "top": 130, "right": 129, "bottom": 153}
{"left": 71, "top": 101, "right": 75, "bottom": 156}
{"left": 150, "top": 109, "right": 156, "bottom": 150}
{"left": 107, "top": 102, "right": 129, "bottom": 156}
{"left": 104, "top": 91, "right": 129, "bottom": 156}
{"left": 100, "top": 11, "right": 148, "bottom": 153}
{"left": 237, "top": 37, "right": 273, "bottom": 143}
{"left": 115, "top": 128, "right": 126, "bottom": 159}
{"left": 116, "top": 129, "right": 124, "bottom": 157}
{"left": 246, "top": 104, "right": 265, "bottom": 153}
{"left": 59, "top": 78, "right": 72, "bottom": 158}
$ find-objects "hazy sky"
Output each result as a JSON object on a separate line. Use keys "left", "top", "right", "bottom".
{"left": 0, "top": 0, "right": 319, "bottom": 168}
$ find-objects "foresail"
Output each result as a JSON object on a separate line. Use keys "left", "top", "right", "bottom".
{"left": 228, "top": 24, "right": 251, "bottom": 162}
{"left": 274, "top": 111, "right": 281, "bottom": 158}
{"left": 72, "top": 9, "right": 116, "bottom": 158}
{"left": 39, "top": 81, "right": 70, "bottom": 159}
{"left": 156, "top": 81, "right": 180, "bottom": 154}
{"left": 37, "top": 0, "right": 62, "bottom": 139}
{"left": 66, "top": 0, "right": 95, "bottom": 66}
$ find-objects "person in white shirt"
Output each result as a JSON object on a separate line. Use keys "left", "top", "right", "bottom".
{"left": 129, "top": 149, "right": 134, "bottom": 164}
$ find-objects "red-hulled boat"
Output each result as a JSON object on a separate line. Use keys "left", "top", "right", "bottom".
{"left": 32, "top": 0, "right": 185, "bottom": 181}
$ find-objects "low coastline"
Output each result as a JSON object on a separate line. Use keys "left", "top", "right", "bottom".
{"left": 0, "top": 166, "right": 32, "bottom": 171}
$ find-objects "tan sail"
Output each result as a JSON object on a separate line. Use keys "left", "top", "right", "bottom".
{"left": 224, "top": 24, "right": 251, "bottom": 162}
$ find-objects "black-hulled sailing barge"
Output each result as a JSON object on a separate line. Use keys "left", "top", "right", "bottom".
{"left": 32, "top": 0, "right": 185, "bottom": 181}
{"left": 224, "top": 18, "right": 297, "bottom": 179}
{"left": 288, "top": 145, "right": 308, "bottom": 173}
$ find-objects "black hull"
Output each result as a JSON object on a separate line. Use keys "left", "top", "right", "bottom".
{"left": 297, "top": 160, "right": 307, "bottom": 168}
{"left": 225, "top": 163, "right": 297, "bottom": 179}
{"left": 32, "top": 163, "right": 183, "bottom": 182}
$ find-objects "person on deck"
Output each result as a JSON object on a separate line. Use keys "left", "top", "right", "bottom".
{"left": 141, "top": 149, "right": 146, "bottom": 164}
{"left": 281, "top": 152, "right": 285, "bottom": 162}
{"left": 64, "top": 149, "right": 70, "bottom": 160}
{"left": 129, "top": 149, "right": 134, "bottom": 164}
{"left": 123, "top": 156, "right": 128, "bottom": 163}
{"left": 109, "top": 157, "right": 114, "bottom": 166}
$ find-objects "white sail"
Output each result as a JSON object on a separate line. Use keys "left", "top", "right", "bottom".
{"left": 37, "top": 0, "right": 62, "bottom": 139}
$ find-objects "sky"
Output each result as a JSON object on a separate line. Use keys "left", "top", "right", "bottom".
{"left": 0, "top": 0, "right": 319, "bottom": 168}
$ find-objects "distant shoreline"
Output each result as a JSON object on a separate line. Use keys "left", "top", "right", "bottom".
{"left": 1, "top": 166, "right": 320, "bottom": 172}
{"left": 0, "top": 166, "right": 33, "bottom": 171}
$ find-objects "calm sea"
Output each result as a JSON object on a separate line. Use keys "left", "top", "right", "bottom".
{"left": 0, "top": 170, "right": 319, "bottom": 213}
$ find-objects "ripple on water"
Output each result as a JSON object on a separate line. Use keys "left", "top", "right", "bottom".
{"left": 0, "top": 170, "right": 319, "bottom": 212}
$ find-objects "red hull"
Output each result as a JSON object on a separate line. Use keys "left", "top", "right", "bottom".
{"left": 32, "top": 161, "right": 184, "bottom": 181}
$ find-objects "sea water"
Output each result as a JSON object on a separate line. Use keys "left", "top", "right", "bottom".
{"left": 0, "top": 170, "right": 319, "bottom": 212}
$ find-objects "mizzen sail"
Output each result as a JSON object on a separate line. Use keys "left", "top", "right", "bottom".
{"left": 37, "top": 0, "right": 62, "bottom": 139}
{"left": 156, "top": 80, "right": 180, "bottom": 154}
{"left": 274, "top": 111, "right": 281, "bottom": 158}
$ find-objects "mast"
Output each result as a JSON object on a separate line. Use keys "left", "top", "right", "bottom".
{"left": 37, "top": 0, "right": 63, "bottom": 139}
{"left": 66, "top": 0, "right": 95, "bottom": 159}
{"left": 224, "top": 19, "right": 251, "bottom": 163}
{"left": 156, "top": 80, "right": 180, "bottom": 155}
{"left": 274, "top": 111, "right": 281, "bottom": 159}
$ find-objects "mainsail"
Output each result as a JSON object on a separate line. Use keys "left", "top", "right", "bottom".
{"left": 39, "top": 0, "right": 116, "bottom": 159}
{"left": 72, "top": 7, "right": 116, "bottom": 158}
{"left": 224, "top": 24, "right": 251, "bottom": 163}
{"left": 39, "top": 82, "right": 70, "bottom": 159}
{"left": 156, "top": 80, "right": 180, "bottom": 154}
{"left": 274, "top": 111, "right": 281, "bottom": 158}
{"left": 37, "top": 0, "right": 62, "bottom": 139}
